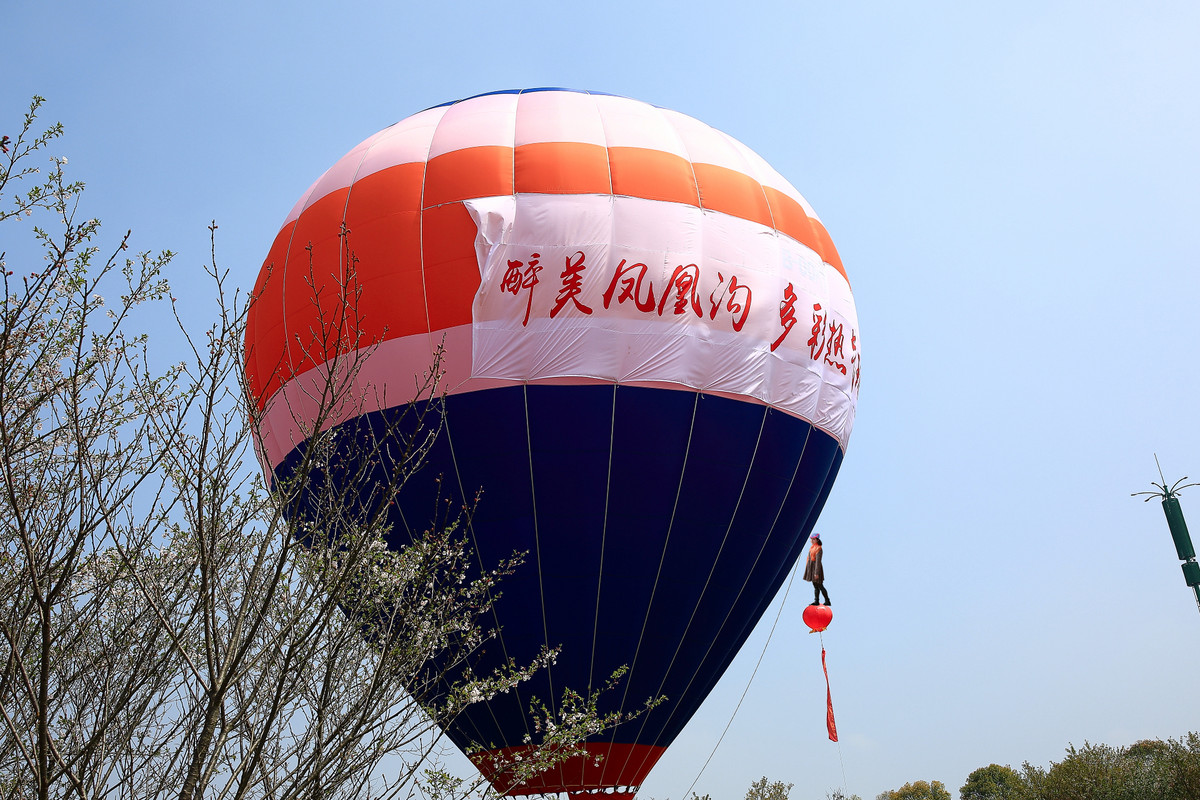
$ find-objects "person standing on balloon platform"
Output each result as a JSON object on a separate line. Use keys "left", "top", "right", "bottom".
{"left": 805, "top": 534, "right": 830, "bottom": 606}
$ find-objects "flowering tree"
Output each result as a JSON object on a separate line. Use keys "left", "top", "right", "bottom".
{"left": 0, "top": 97, "right": 633, "bottom": 800}
{"left": 744, "top": 776, "right": 793, "bottom": 800}
{"left": 959, "top": 764, "right": 1025, "bottom": 800}
{"left": 1019, "top": 735, "right": 1200, "bottom": 800}
{"left": 874, "top": 781, "right": 951, "bottom": 800}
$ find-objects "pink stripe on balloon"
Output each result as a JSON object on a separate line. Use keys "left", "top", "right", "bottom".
{"left": 514, "top": 90, "right": 608, "bottom": 147}
{"left": 353, "top": 105, "right": 449, "bottom": 182}
{"left": 426, "top": 93, "right": 520, "bottom": 159}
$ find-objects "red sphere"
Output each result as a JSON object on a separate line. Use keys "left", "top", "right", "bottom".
{"left": 802, "top": 604, "right": 833, "bottom": 633}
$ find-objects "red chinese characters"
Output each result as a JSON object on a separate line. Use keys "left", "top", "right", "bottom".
{"left": 658, "top": 264, "right": 702, "bottom": 318}
{"left": 602, "top": 259, "right": 657, "bottom": 312}
{"left": 849, "top": 328, "right": 861, "bottom": 393}
{"left": 807, "top": 303, "right": 854, "bottom": 377}
{"left": 708, "top": 273, "right": 752, "bottom": 332}
{"left": 500, "top": 253, "right": 543, "bottom": 327}
{"left": 550, "top": 251, "right": 593, "bottom": 318}
{"left": 771, "top": 282, "right": 798, "bottom": 353}
{"left": 497, "top": 249, "right": 854, "bottom": 379}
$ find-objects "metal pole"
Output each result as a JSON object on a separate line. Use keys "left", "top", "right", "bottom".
{"left": 1133, "top": 457, "right": 1200, "bottom": 618}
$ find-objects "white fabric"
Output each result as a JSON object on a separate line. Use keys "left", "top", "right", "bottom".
{"left": 465, "top": 194, "right": 859, "bottom": 448}
{"left": 514, "top": 90, "right": 609, "bottom": 147}
{"left": 355, "top": 106, "right": 450, "bottom": 178}
{"left": 425, "top": 93, "right": 520, "bottom": 158}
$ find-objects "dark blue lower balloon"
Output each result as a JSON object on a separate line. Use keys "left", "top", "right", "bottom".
{"left": 275, "top": 383, "right": 842, "bottom": 779}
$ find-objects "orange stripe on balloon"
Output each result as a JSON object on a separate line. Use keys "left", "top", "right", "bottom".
{"left": 348, "top": 161, "right": 425, "bottom": 215}
{"left": 763, "top": 186, "right": 846, "bottom": 283}
{"left": 472, "top": 742, "right": 665, "bottom": 796}
{"left": 281, "top": 187, "right": 351, "bottom": 385}
{"left": 515, "top": 141, "right": 611, "bottom": 194}
{"left": 693, "top": 162, "right": 773, "bottom": 228}
{"left": 346, "top": 210, "right": 427, "bottom": 342}
{"left": 762, "top": 186, "right": 810, "bottom": 247}
{"left": 608, "top": 146, "right": 700, "bottom": 206}
{"left": 423, "top": 145, "right": 513, "bottom": 207}
{"left": 420, "top": 203, "right": 480, "bottom": 332}
{"left": 344, "top": 163, "right": 429, "bottom": 343}
{"left": 414, "top": 146, "right": 845, "bottom": 283}
{"left": 807, "top": 216, "right": 845, "bottom": 280}
{"left": 246, "top": 220, "right": 296, "bottom": 405}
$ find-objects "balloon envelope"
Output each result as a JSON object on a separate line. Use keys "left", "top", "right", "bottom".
{"left": 245, "top": 89, "right": 859, "bottom": 798}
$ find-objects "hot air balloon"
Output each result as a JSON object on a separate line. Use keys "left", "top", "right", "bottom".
{"left": 245, "top": 89, "right": 859, "bottom": 798}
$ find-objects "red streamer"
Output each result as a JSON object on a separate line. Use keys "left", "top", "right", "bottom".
{"left": 821, "top": 647, "right": 838, "bottom": 742}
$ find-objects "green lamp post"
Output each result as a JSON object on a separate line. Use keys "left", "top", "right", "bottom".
{"left": 1134, "top": 458, "right": 1200, "bottom": 615}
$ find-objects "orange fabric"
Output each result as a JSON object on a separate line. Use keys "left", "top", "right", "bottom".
{"left": 807, "top": 216, "right": 845, "bottom": 280}
{"left": 345, "top": 209, "right": 426, "bottom": 342}
{"left": 423, "top": 146, "right": 514, "bottom": 207}
{"left": 349, "top": 161, "right": 425, "bottom": 212}
{"left": 419, "top": 203, "right": 480, "bottom": 332}
{"left": 762, "top": 186, "right": 847, "bottom": 284}
{"left": 246, "top": 220, "right": 296, "bottom": 404}
{"left": 516, "top": 141, "right": 611, "bottom": 194}
{"left": 281, "top": 188, "right": 351, "bottom": 381}
{"left": 693, "top": 162, "right": 773, "bottom": 228}
{"left": 608, "top": 146, "right": 699, "bottom": 206}
{"left": 343, "top": 163, "right": 428, "bottom": 342}
{"left": 471, "top": 741, "right": 665, "bottom": 796}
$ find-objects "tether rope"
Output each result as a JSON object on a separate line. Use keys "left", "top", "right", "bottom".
{"left": 819, "top": 629, "right": 850, "bottom": 796}
{"left": 679, "top": 557, "right": 801, "bottom": 800}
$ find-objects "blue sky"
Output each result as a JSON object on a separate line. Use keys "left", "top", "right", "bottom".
{"left": 6, "top": 2, "right": 1200, "bottom": 798}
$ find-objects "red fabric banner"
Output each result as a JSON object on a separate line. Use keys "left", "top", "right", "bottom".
{"left": 822, "top": 647, "right": 838, "bottom": 742}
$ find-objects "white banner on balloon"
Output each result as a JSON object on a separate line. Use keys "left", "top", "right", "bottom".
{"left": 464, "top": 195, "right": 859, "bottom": 448}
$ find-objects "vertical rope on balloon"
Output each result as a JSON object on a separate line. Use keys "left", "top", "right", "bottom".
{"left": 582, "top": 381, "right": 619, "bottom": 789}
{"left": 651, "top": 420, "right": 814, "bottom": 766}
{"left": 520, "top": 382, "right": 567, "bottom": 792}
{"left": 621, "top": 404, "right": 771, "bottom": 783}
{"left": 441, "top": 409, "right": 519, "bottom": 750}
{"left": 608, "top": 390, "right": 701, "bottom": 747}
